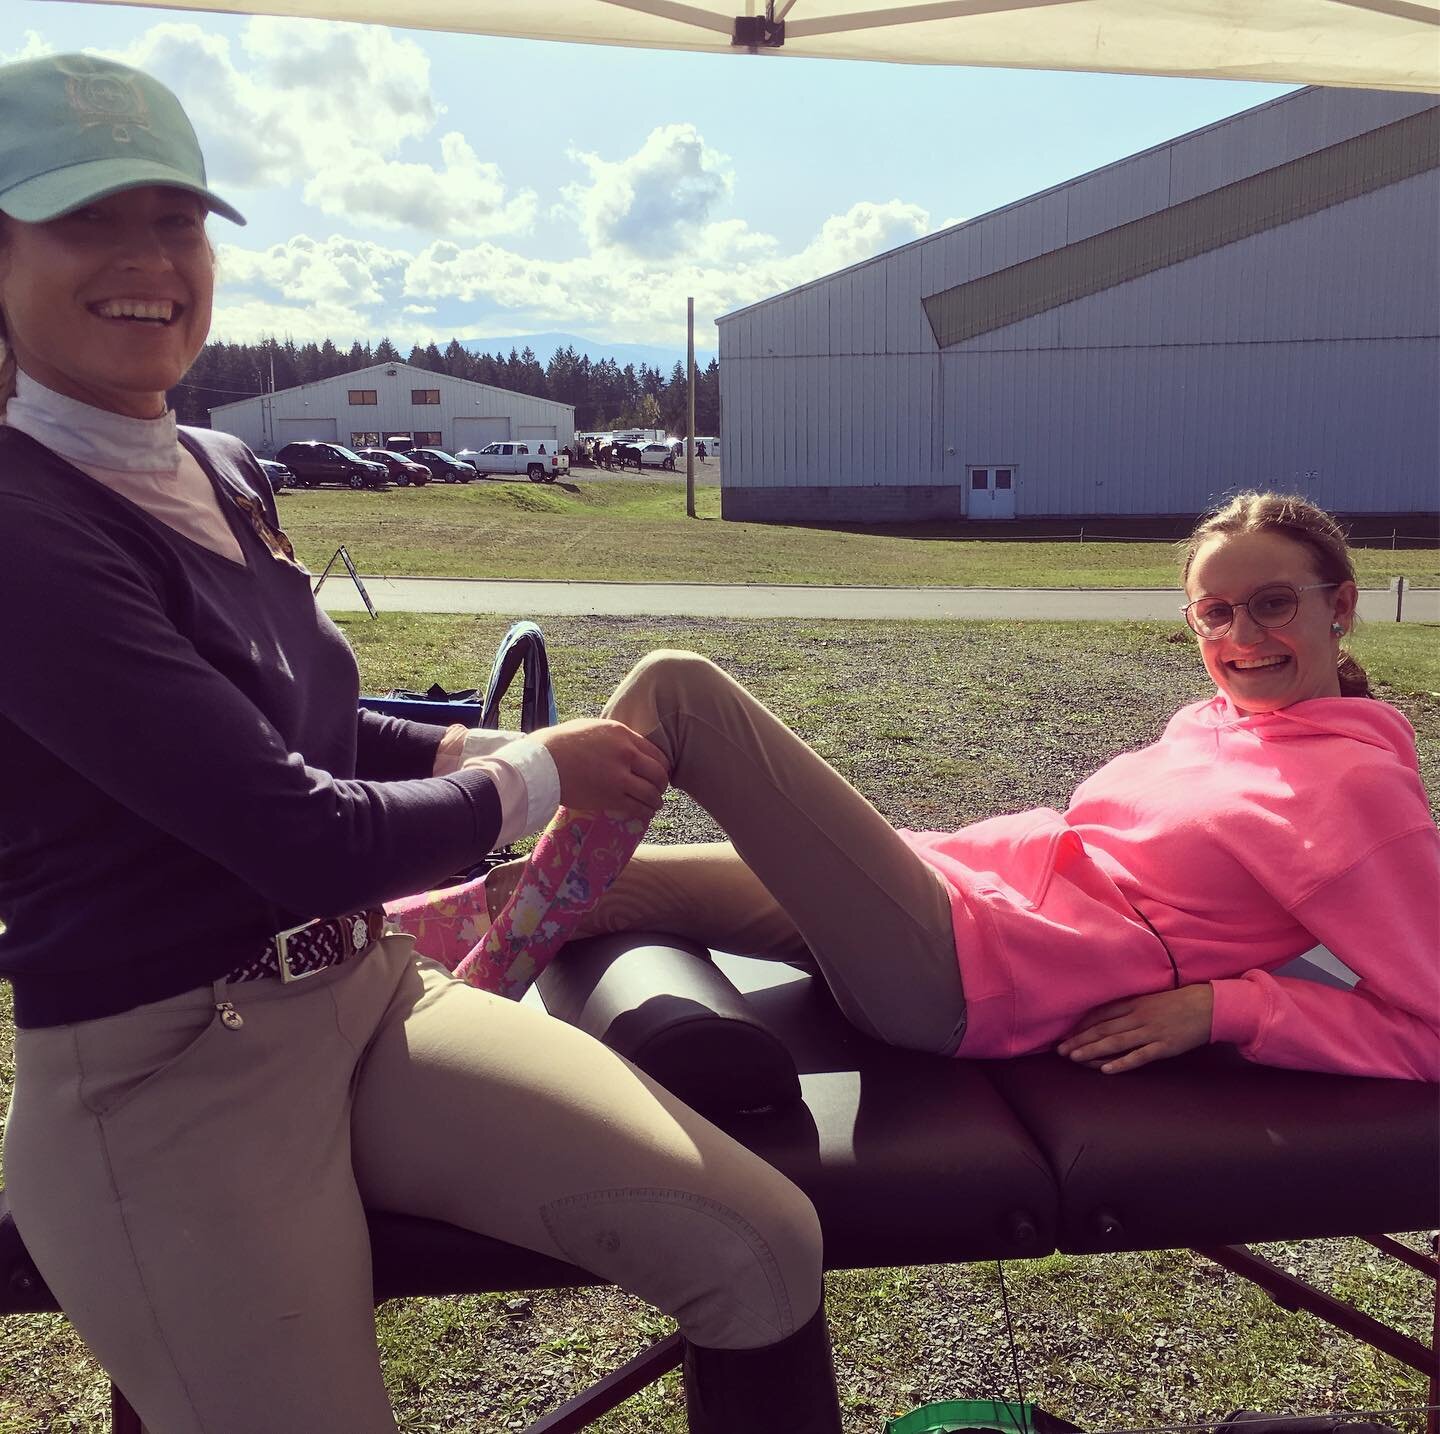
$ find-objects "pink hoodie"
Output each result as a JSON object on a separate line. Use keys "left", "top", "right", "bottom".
{"left": 900, "top": 696, "right": 1439, "bottom": 1080}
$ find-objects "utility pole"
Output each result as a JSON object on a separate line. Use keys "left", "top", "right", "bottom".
{"left": 686, "top": 297, "right": 696, "bottom": 519}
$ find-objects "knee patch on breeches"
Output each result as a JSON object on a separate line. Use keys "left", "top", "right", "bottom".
{"left": 540, "top": 1186, "right": 820, "bottom": 1350}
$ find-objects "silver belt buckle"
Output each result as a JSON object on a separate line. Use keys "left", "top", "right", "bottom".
{"left": 274, "top": 917, "right": 322, "bottom": 984}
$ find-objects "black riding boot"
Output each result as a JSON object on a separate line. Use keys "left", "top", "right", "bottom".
{"left": 682, "top": 1305, "right": 843, "bottom": 1433}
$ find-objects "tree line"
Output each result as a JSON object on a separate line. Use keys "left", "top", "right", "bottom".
{"left": 169, "top": 336, "right": 722, "bottom": 436}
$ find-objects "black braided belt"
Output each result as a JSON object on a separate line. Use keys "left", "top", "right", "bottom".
{"left": 227, "top": 908, "right": 387, "bottom": 984}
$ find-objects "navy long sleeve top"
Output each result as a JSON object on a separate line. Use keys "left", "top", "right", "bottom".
{"left": 0, "top": 425, "right": 502, "bottom": 1027}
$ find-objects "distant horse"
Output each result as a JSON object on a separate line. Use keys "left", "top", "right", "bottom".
{"left": 594, "top": 441, "right": 614, "bottom": 469}
{"left": 617, "top": 444, "right": 643, "bottom": 472}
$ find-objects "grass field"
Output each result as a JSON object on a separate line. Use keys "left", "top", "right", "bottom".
{"left": 274, "top": 481, "right": 1440, "bottom": 589}
{"left": 2, "top": 616, "right": 1435, "bottom": 1433}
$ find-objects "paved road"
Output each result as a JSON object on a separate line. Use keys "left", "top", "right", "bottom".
{"left": 318, "top": 575, "right": 1438, "bottom": 624}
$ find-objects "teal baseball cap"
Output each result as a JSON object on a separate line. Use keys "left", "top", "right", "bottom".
{"left": 0, "top": 53, "right": 245, "bottom": 225}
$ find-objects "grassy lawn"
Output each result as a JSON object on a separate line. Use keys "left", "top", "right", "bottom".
{"left": 274, "top": 481, "right": 1440, "bottom": 589}
{"left": 1, "top": 617, "right": 1436, "bottom": 1433}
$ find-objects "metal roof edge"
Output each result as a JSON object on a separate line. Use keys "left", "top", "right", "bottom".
{"left": 716, "top": 83, "right": 1434, "bottom": 328}
{"left": 208, "top": 358, "right": 575, "bottom": 414}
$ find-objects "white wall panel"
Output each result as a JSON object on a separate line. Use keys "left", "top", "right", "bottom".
{"left": 718, "top": 89, "right": 1436, "bottom": 516}
{"left": 211, "top": 361, "right": 574, "bottom": 456}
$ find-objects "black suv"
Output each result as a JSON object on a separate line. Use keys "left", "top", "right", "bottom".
{"left": 274, "top": 441, "right": 389, "bottom": 490}
{"left": 406, "top": 448, "right": 478, "bottom": 484}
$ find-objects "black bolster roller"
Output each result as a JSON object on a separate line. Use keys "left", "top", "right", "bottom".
{"left": 535, "top": 932, "right": 803, "bottom": 1118}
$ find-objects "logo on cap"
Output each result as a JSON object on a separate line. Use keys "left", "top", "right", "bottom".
{"left": 58, "top": 56, "right": 152, "bottom": 145}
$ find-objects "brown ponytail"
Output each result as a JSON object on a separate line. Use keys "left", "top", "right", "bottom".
{"left": 1181, "top": 491, "right": 1372, "bottom": 698}
{"left": 0, "top": 323, "right": 15, "bottom": 417}
{"left": 0, "top": 216, "right": 13, "bottom": 416}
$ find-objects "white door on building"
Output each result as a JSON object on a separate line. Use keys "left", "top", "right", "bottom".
{"left": 454, "top": 416, "right": 512, "bottom": 448}
{"left": 968, "top": 467, "right": 1016, "bottom": 519}
{"left": 277, "top": 416, "right": 337, "bottom": 442}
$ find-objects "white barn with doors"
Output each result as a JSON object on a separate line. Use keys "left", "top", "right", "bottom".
{"left": 717, "top": 86, "right": 1440, "bottom": 524}
{"left": 209, "top": 361, "right": 575, "bottom": 459}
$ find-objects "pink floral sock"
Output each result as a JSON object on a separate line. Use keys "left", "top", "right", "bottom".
{"left": 384, "top": 873, "right": 491, "bottom": 973}
{"left": 452, "top": 807, "right": 650, "bottom": 999}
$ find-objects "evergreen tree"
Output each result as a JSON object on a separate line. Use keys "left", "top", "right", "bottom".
{"left": 374, "top": 336, "right": 401, "bottom": 363}
{"left": 443, "top": 339, "right": 472, "bottom": 380}
{"left": 698, "top": 358, "right": 721, "bottom": 435}
{"left": 518, "top": 345, "right": 547, "bottom": 397}
{"left": 661, "top": 360, "right": 688, "bottom": 436}
{"left": 268, "top": 337, "right": 299, "bottom": 393}
{"left": 296, "top": 341, "right": 322, "bottom": 385}
{"left": 317, "top": 338, "right": 343, "bottom": 379}
{"left": 633, "top": 392, "right": 663, "bottom": 430}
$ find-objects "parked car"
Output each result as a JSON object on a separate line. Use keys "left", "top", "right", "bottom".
{"left": 406, "top": 447, "right": 478, "bottom": 484}
{"left": 455, "top": 441, "right": 567, "bottom": 484}
{"left": 357, "top": 448, "right": 430, "bottom": 487}
{"left": 637, "top": 442, "right": 677, "bottom": 470}
{"left": 256, "top": 458, "right": 292, "bottom": 494}
{"left": 274, "top": 441, "right": 389, "bottom": 490}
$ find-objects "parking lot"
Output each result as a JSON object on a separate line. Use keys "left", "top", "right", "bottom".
{"left": 569, "top": 456, "right": 722, "bottom": 487}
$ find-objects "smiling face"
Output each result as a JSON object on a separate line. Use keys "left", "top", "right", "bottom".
{"left": 1185, "top": 529, "right": 1358, "bottom": 716}
{"left": 0, "top": 185, "right": 213, "bottom": 419}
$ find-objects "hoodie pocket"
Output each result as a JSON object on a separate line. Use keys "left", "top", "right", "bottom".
{"left": 948, "top": 807, "right": 1084, "bottom": 910}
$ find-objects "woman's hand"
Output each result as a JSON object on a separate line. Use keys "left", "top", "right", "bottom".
{"left": 532, "top": 718, "right": 670, "bottom": 823}
{"left": 1057, "top": 984, "right": 1214, "bottom": 1074}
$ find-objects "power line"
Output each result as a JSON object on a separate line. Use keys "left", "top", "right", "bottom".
{"left": 170, "top": 379, "right": 267, "bottom": 397}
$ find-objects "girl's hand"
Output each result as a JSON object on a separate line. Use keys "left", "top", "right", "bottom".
{"left": 1057, "top": 985, "right": 1214, "bottom": 1074}
{"left": 532, "top": 718, "right": 670, "bottom": 822}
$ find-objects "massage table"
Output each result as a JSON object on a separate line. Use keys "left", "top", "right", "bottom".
{"left": 2, "top": 932, "right": 1436, "bottom": 1433}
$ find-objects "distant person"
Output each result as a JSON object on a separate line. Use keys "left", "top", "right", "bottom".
{"left": 399, "top": 492, "right": 1439, "bottom": 1085}
{"left": 697, "top": 440, "right": 708, "bottom": 463}
{"left": 0, "top": 52, "right": 839, "bottom": 1434}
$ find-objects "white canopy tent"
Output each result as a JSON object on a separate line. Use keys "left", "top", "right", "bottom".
{"left": 62, "top": 0, "right": 1440, "bottom": 91}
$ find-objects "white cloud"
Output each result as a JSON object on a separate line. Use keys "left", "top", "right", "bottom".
{"left": 792, "top": 200, "right": 931, "bottom": 276}
{"left": 206, "top": 295, "right": 379, "bottom": 346}
{"left": 305, "top": 132, "right": 536, "bottom": 238}
{"left": 565, "top": 124, "right": 734, "bottom": 259}
{"left": 105, "top": 20, "right": 530, "bottom": 238}
{"left": 217, "top": 234, "right": 408, "bottom": 308}
{"left": 1, "top": 32, "right": 54, "bottom": 65}
{"left": 211, "top": 192, "right": 940, "bottom": 348}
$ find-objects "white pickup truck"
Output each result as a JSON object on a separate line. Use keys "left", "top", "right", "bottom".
{"left": 455, "top": 441, "right": 569, "bottom": 484}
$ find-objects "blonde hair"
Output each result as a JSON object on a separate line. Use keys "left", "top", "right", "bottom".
{"left": 1181, "top": 491, "right": 1371, "bottom": 698}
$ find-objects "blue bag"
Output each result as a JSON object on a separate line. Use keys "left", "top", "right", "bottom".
{"left": 359, "top": 620, "right": 558, "bottom": 733}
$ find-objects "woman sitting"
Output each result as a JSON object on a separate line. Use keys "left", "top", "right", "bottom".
{"left": 397, "top": 493, "right": 1439, "bottom": 1083}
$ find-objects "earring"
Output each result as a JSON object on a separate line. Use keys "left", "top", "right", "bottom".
{"left": 1331, "top": 622, "right": 1345, "bottom": 637}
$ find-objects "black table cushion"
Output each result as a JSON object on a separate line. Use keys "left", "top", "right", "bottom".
{"left": 987, "top": 1046, "right": 1440, "bottom": 1253}
{"left": 3, "top": 937, "right": 1435, "bottom": 1317}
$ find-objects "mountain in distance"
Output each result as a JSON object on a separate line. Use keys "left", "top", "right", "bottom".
{"left": 460, "top": 331, "right": 717, "bottom": 373}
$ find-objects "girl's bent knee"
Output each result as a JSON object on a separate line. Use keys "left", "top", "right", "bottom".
{"left": 626, "top": 648, "right": 719, "bottom": 696}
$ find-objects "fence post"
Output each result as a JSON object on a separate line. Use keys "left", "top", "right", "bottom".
{"left": 1079, "top": 526, "right": 1084, "bottom": 544}
{"left": 1392, "top": 575, "right": 1406, "bottom": 623}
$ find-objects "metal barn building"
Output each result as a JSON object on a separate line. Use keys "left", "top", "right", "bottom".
{"left": 717, "top": 87, "right": 1439, "bottom": 524}
{"left": 210, "top": 361, "right": 575, "bottom": 458}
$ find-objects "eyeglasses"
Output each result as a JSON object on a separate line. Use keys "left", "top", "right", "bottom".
{"left": 1182, "top": 582, "right": 1339, "bottom": 639}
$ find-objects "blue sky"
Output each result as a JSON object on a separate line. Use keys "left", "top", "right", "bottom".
{"left": 11, "top": 2, "right": 1295, "bottom": 357}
